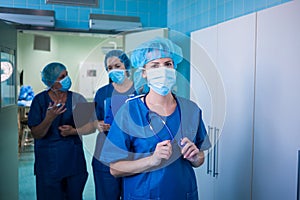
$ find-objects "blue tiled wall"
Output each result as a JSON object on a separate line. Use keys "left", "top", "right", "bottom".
{"left": 0, "top": 0, "right": 167, "bottom": 30}
{"left": 168, "top": 0, "right": 292, "bottom": 35}
{"left": 0, "top": 0, "right": 292, "bottom": 34}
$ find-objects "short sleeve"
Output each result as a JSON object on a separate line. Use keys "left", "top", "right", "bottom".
{"left": 195, "top": 109, "right": 211, "bottom": 151}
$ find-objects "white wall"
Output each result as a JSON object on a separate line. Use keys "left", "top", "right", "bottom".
{"left": 17, "top": 31, "right": 122, "bottom": 97}
{"left": 191, "top": 0, "right": 300, "bottom": 199}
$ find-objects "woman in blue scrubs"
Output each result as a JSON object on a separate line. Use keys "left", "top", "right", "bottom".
{"left": 100, "top": 38, "right": 211, "bottom": 200}
{"left": 28, "top": 62, "right": 95, "bottom": 200}
{"left": 92, "top": 50, "right": 136, "bottom": 200}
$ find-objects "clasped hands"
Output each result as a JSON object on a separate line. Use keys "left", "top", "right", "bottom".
{"left": 150, "top": 137, "right": 200, "bottom": 166}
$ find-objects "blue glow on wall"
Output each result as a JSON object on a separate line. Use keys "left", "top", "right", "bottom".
{"left": 168, "top": 0, "right": 292, "bottom": 35}
{"left": 0, "top": 0, "right": 292, "bottom": 34}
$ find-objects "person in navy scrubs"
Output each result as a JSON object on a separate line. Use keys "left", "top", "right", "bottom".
{"left": 28, "top": 62, "right": 95, "bottom": 200}
{"left": 92, "top": 50, "right": 136, "bottom": 200}
{"left": 100, "top": 37, "right": 211, "bottom": 200}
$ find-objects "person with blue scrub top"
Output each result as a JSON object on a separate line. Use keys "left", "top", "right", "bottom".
{"left": 92, "top": 50, "right": 136, "bottom": 200}
{"left": 27, "top": 62, "right": 95, "bottom": 200}
{"left": 100, "top": 37, "right": 211, "bottom": 200}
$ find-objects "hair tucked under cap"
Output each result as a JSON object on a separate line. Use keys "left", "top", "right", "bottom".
{"left": 130, "top": 37, "right": 183, "bottom": 69}
{"left": 104, "top": 50, "right": 131, "bottom": 71}
{"left": 41, "top": 62, "right": 66, "bottom": 87}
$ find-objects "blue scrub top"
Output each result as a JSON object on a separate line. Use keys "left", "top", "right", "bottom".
{"left": 93, "top": 82, "right": 136, "bottom": 164}
{"left": 94, "top": 82, "right": 135, "bottom": 123}
{"left": 28, "top": 90, "right": 88, "bottom": 177}
{"left": 101, "top": 95, "right": 211, "bottom": 199}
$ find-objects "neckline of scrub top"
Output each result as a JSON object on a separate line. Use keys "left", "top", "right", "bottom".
{"left": 142, "top": 93, "right": 180, "bottom": 117}
{"left": 142, "top": 93, "right": 184, "bottom": 146}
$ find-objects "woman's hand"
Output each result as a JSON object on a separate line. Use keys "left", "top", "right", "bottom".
{"left": 180, "top": 137, "right": 204, "bottom": 167}
{"left": 31, "top": 102, "right": 67, "bottom": 139}
{"left": 150, "top": 140, "right": 173, "bottom": 166}
{"left": 46, "top": 102, "right": 66, "bottom": 120}
{"left": 96, "top": 120, "right": 110, "bottom": 132}
{"left": 59, "top": 125, "right": 77, "bottom": 137}
{"left": 110, "top": 140, "right": 173, "bottom": 177}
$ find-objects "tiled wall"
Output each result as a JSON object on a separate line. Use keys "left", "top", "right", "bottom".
{"left": 0, "top": 0, "right": 167, "bottom": 30}
{"left": 168, "top": 0, "right": 292, "bottom": 35}
{"left": 0, "top": 0, "right": 292, "bottom": 34}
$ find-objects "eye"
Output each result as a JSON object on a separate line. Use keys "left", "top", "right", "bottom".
{"left": 149, "top": 64, "right": 160, "bottom": 68}
{"left": 165, "top": 62, "right": 174, "bottom": 68}
{"left": 114, "top": 64, "right": 121, "bottom": 68}
{"left": 58, "top": 74, "right": 67, "bottom": 80}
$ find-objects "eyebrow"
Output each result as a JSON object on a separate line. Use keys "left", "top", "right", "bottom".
{"left": 149, "top": 60, "right": 173, "bottom": 64}
{"left": 108, "top": 62, "right": 122, "bottom": 67}
{"left": 59, "top": 71, "right": 67, "bottom": 76}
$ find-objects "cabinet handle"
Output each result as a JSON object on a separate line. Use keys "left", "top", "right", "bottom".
{"left": 207, "top": 126, "right": 213, "bottom": 174}
{"left": 213, "top": 127, "right": 219, "bottom": 177}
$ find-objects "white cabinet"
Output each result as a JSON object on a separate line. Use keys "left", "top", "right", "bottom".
{"left": 191, "top": 13, "right": 256, "bottom": 200}
{"left": 191, "top": 1, "right": 300, "bottom": 199}
{"left": 191, "top": 24, "right": 218, "bottom": 200}
{"left": 214, "top": 13, "right": 256, "bottom": 200}
{"left": 253, "top": 1, "right": 300, "bottom": 199}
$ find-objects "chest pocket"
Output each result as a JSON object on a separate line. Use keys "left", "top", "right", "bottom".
{"left": 180, "top": 117, "right": 198, "bottom": 142}
{"left": 179, "top": 105, "right": 199, "bottom": 143}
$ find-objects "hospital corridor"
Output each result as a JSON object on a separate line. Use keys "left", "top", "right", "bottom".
{"left": 1, "top": 0, "right": 300, "bottom": 199}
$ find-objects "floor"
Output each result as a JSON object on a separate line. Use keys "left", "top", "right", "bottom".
{"left": 19, "top": 140, "right": 96, "bottom": 200}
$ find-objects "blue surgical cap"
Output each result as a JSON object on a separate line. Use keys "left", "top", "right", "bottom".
{"left": 104, "top": 50, "right": 131, "bottom": 71}
{"left": 130, "top": 37, "right": 183, "bottom": 69}
{"left": 41, "top": 62, "right": 66, "bottom": 87}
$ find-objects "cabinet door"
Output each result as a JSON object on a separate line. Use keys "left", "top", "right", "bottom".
{"left": 191, "top": 24, "right": 218, "bottom": 200}
{"left": 213, "top": 13, "right": 256, "bottom": 200}
{"left": 253, "top": 1, "right": 300, "bottom": 199}
{"left": 191, "top": 13, "right": 256, "bottom": 200}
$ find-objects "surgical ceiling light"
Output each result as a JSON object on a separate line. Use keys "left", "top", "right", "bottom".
{"left": 89, "top": 14, "right": 142, "bottom": 32}
{"left": 0, "top": 7, "right": 55, "bottom": 27}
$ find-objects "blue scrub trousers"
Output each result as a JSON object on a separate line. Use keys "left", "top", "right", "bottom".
{"left": 36, "top": 171, "right": 88, "bottom": 200}
{"left": 92, "top": 157, "right": 122, "bottom": 200}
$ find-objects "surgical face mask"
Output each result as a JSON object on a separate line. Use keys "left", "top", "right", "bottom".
{"left": 108, "top": 69, "right": 126, "bottom": 84}
{"left": 58, "top": 76, "right": 72, "bottom": 91}
{"left": 146, "top": 67, "right": 176, "bottom": 96}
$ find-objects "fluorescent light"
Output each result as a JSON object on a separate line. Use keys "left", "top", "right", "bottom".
{"left": 89, "top": 14, "right": 142, "bottom": 32}
{"left": 0, "top": 7, "right": 55, "bottom": 27}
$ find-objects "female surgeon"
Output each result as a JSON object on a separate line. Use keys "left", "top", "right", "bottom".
{"left": 92, "top": 50, "right": 136, "bottom": 200}
{"left": 27, "top": 62, "right": 95, "bottom": 200}
{"left": 100, "top": 37, "right": 211, "bottom": 200}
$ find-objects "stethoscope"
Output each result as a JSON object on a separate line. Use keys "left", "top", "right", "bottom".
{"left": 144, "top": 94, "right": 185, "bottom": 148}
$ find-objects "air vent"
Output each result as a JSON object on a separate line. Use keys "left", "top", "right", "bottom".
{"left": 46, "top": 0, "right": 98, "bottom": 7}
{"left": 89, "top": 14, "right": 142, "bottom": 32}
{"left": 34, "top": 35, "right": 51, "bottom": 51}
